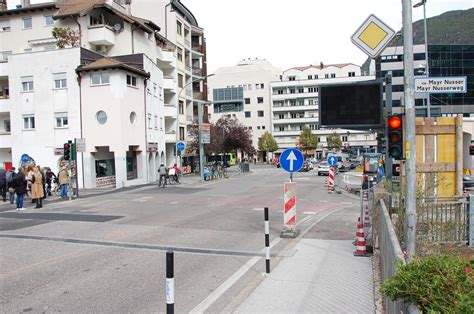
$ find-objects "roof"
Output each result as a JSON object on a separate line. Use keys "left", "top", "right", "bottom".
{"left": 0, "top": 2, "right": 57, "bottom": 16}
{"left": 76, "top": 57, "right": 149, "bottom": 77}
{"left": 288, "top": 63, "right": 358, "bottom": 71}
{"left": 55, "top": 0, "right": 160, "bottom": 34}
{"left": 171, "top": 0, "right": 199, "bottom": 27}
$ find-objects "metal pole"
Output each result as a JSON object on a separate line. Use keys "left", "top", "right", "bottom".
{"left": 198, "top": 103, "right": 205, "bottom": 183}
{"left": 74, "top": 138, "right": 79, "bottom": 198}
{"left": 264, "top": 207, "right": 270, "bottom": 273}
{"left": 468, "top": 194, "right": 473, "bottom": 248}
{"left": 402, "top": 0, "right": 417, "bottom": 260}
{"left": 385, "top": 73, "right": 393, "bottom": 181}
{"left": 68, "top": 160, "right": 72, "bottom": 201}
{"left": 166, "top": 251, "right": 174, "bottom": 314}
{"left": 423, "top": 2, "right": 430, "bottom": 118}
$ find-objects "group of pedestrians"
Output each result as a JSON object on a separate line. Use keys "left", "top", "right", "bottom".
{"left": 158, "top": 163, "right": 180, "bottom": 187}
{"left": 0, "top": 166, "right": 69, "bottom": 211}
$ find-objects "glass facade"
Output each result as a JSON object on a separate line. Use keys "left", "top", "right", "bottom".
{"left": 212, "top": 87, "right": 244, "bottom": 113}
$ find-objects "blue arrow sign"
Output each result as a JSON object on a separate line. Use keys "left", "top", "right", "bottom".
{"left": 176, "top": 141, "right": 186, "bottom": 152}
{"left": 280, "top": 148, "right": 304, "bottom": 173}
{"left": 21, "top": 154, "right": 30, "bottom": 163}
{"left": 327, "top": 156, "right": 338, "bottom": 167}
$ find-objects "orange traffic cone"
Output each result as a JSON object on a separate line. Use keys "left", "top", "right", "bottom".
{"left": 364, "top": 205, "right": 371, "bottom": 227}
{"left": 354, "top": 222, "right": 370, "bottom": 256}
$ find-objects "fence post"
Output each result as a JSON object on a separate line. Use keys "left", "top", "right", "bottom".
{"left": 264, "top": 207, "right": 270, "bottom": 273}
{"left": 166, "top": 251, "right": 174, "bottom": 314}
{"left": 469, "top": 195, "right": 473, "bottom": 248}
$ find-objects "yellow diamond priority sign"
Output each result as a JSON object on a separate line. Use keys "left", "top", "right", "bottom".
{"left": 351, "top": 14, "right": 396, "bottom": 59}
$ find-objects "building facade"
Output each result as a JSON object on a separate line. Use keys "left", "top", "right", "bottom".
{"left": 270, "top": 63, "right": 377, "bottom": 158}
{"left": 376, "top": 44, "right": 474, "bottom": 117}
{"left": 208, "top": 58, "right": 281, "bottom": 161}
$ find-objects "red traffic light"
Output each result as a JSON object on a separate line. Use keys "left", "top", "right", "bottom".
{"left": 388, "top": 116, "right": 401, "bottom": 129}
{"left": 64, "top": 144, "right": 70, "bottom": 149}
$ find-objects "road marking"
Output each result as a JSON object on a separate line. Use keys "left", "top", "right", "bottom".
{"left": 252, "top": 208, "right": 264, "bottom": 211}
{"left": 302, "top": 212, "right": 317, "bottom": 215}
{"left": 169, "top": 201, "right": 179, "bottom": 205}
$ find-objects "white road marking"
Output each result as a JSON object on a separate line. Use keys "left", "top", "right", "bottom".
{"left": 169, "top": 201, "right": 179, "bottom": 205}
{"left": 252, "top": 208, "right": 264, "bottom": 211}
{"left": 302, "top": 212, "right": 317, "bottom": 215}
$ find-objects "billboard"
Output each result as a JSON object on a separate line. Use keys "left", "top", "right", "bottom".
{"left": 319, "top": 80, "right": 383, "bottom": 129}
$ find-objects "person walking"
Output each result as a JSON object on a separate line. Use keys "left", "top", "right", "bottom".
{"left": 14, "top": 167, "right": 27, "bottom": 211}
{"left": 6, "top": 167, "right": 16, "bottom": 204}
{"left": 58, "top": 166, "right": 69, "bottom": 199}
{"left": 0, "top": 168, "right": 6, "bottom": 202}
{"left": 158, "top": 163, "right": 167, "bottom": 188}
{"left": 31, "top": 166, "right": 44, "bottom": 208}
{"left": 45, "top": 168, "right": 57, "bottom": 196}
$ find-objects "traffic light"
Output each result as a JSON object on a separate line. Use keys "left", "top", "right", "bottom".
{"left": 63, "top": 141, "right": 72, "bottom": 160}
{"left": 387, "top": 115, "right": 403, "bottom": 159}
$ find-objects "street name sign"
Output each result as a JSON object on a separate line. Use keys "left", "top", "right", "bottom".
{"left": 414, "top": 76, "right": 467, "bottom": 94}
{"left": 351, "top": 14, "right": 396, "bottom": 59}
{"left": 327, "top": 156, "right": 338, "bottom": 167}
{"left": 280, "top": 148, "right": 304, "bottom": 173}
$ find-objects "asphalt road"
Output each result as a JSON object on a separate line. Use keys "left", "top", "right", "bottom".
{"left": 0, "top": 165, "right": 360, "bottom": 313}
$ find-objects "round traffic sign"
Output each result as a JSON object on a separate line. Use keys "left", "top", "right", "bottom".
{"left": 21, "top": 154, "right": 30, "bottom": 163}
{"left": 279, "top": 148, "right": 304, "bottom": 173}
{"left": 176, "top": 141, "right": 186, "bottom": 152}
{"left": 327, "top": 156, "right": 338, "bottom": 167}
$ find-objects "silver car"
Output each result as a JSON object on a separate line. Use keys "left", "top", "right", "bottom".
{"left": 316, "top": 161, "right": 330, "bottom": 176}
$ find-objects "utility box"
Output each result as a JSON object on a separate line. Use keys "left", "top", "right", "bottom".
{"left": 241, "top": 162, "right": 250, "bottom": 173}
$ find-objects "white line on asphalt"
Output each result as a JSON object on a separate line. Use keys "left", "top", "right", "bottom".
{"left": 252, "top": 208, "right": 264, "bottom": 211}
{"left": 302, "top": 212, "right": 317, "bottom": 215}
{"left": 169, "top": 201, "right": 179, "bottom": 205}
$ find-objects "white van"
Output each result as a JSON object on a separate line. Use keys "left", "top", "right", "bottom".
{"left": 327, "top": 152, "right": 350, "bottom": 171}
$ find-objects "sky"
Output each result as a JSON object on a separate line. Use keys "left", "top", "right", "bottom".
{"left": 9, "top": 0, "right": 474, "bottom": 72}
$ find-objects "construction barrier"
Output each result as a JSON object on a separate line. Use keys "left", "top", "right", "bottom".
{"left": 281, "top": 182, "right": 300, "bottom": 238}
{"left": 328, "top": 167, "right": 335, "bottom": 193}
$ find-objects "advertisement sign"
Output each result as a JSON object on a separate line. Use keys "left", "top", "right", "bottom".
{"left": 201, "top": 123, "right": 211, "bottom": 144}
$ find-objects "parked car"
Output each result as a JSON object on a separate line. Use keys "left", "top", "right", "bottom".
{"left": 299, "top": 161, "right": 311, "bottom": 172}
{"left": 464, "top": 175, "right": 474, "bottom": 189}
{"left": 316, "top": 161, "right": 330, "bottom": 176}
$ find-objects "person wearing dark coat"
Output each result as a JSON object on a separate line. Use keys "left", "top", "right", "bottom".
{"left": 14, "top": 167, "right": 27, "bottom": 211}
{"left": 0, "top": 168, "right": 6, "bottom": 202}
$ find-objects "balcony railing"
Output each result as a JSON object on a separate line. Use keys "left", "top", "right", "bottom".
{"left": 192, "top": 43, "right": 204, "bottom": 53}
{"left": 192, "top": 67, "right": 203, "bottom": 77}
{"left": 193, "top": 91, "right": 206, "bottom": 101}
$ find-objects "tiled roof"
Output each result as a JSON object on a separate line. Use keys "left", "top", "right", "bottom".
{"left": 77, "top": 57, "right": 149, "bottom": 77}
{"left": 0, "top": 2, "right": 57, "bottom": 16}
{"left": 290, "top": 63, "right": 357, "bottom": 71}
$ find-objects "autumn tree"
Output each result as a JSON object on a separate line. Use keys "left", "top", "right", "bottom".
{"left": 298, "top": 126, "right": 317, "bottom": 157}
{"left": 258, "top": 131, "right": 278, "bottom": 163}
{"left": 327, "top": 131, "right": 342, "bottom": 150}
{"left": 52, "top": 27, "right": 80, "bottom": 48}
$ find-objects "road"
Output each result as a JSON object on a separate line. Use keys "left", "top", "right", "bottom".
{"left": 0, "top": 165, "right": 360, "bottom": 313}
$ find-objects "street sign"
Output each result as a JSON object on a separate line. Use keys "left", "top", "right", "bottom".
{"left": 414, "top": 76, "right": 467, "bottom": 94}
{"left": 76, "top": 138, "right": 86, "bottom": 152}
{"left": 176, "top": 141, "right": 186, "bottom": 152}
{"left": 327, "top": 156, "right": 338, "bottom": 167}
{"left": 21, "top": 154, "right": 29, "bottom": 163}
{"left": 351, "top": 14, "right": 396, "bottom": 59}
{"left": 200, "top": 123, "right": 211, "bottom": 144}
{"left": 280, "top": 148, "right": 304, "bottom": 173}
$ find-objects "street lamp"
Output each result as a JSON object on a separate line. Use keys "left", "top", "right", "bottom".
{"left": 177, "top": 73, "right": 215, "bottom": 182}
{"left": 414, "top": 0, "right": 430, "bottom": 117}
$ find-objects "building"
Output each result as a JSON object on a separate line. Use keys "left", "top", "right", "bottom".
{"left": 208, "top": 58, "right": 281, "bottom": 161}
{"left": 0, "top": 0, "right": 207, "bottom": 188}
{"left": 376, "top": 44, "right": 474, "bottom": 117}
{"left": 270, "top": 63, "right": 377, "bottom": 158}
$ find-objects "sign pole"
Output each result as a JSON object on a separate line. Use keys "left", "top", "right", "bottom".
{"left": 74, "top": 138, "right": 79, "bottom": 198}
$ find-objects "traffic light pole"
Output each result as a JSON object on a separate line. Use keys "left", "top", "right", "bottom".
{"left": 385, "top": 73, "right": 393, "bottom": 181}
{"left": 74, "top": 138, "right": 79, "bottom": 198}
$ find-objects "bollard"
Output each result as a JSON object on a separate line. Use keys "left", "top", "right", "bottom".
{"left": 328, "top": 167, "right": 335, "bottom": 193}
{"left": 281, "top": 182, "right": 300, "bottom": 238}
{"left": 264, "top": 207, "right": 270, "bottom": 273}
{"left": 166, "top": 251, "right": 174, "bottom": 314}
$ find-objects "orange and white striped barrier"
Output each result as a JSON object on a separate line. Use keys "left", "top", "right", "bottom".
{"left": 364, "top": 205, "right": 371, "bottom": 227}
{"left": 281, "top": 182, "right": 299, "bottom": 238}
{"left": 354, "top": 221, "right": 370, "bottom": 257}
{"left": 328, "top": 167, "right": 335, "bottom": 192}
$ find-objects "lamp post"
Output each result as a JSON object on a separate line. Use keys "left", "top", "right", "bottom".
{"left": 414, "top": 0, "right": 430, "bottom": 117}
{"left": 177, "top": 73, "right": 214, "bottom": 182}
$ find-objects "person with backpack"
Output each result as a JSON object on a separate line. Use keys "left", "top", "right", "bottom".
{"left": 0, "top": 168, "right": 6, "bottom": 202}
{"left": 6, "top": 167, "right": 16, "bottom": 204}
{"left": 14, "top": 167, "right": 27, "bottom": 211}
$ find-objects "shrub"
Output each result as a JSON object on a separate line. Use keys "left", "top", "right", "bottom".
{"left": 381, "top": 255, "right": 474, "bottom": 312}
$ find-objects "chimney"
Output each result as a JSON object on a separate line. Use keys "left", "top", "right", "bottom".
{"left": 21, "top": 0, "right": 30, "bottom": 7}
{"left": 0, "top": 1, "right": 7, "bottom": 12}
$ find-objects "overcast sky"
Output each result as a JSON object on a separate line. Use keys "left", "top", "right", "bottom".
{"left": 9, "top": 0, "right": 473, "bottom": 72}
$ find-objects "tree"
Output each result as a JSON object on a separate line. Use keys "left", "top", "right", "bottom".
{"left": 258, "top": 131, "right": 278, "bottom": 163}
{"left": 327, "top": 131, "right": 342, "bottom": 150}
{"left": 52, "top": 27, "right": 80, "bottom": 48}
{"left": 298, "top": 127, "right": 317, "bottom": 157}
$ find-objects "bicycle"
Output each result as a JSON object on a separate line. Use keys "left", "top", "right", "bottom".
{"left": 158, "top": 175, "right": 167, "bottom": 188}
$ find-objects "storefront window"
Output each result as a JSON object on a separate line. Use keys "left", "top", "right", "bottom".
{"left": 95, "top": 159, "right": 115, "bottom": 178}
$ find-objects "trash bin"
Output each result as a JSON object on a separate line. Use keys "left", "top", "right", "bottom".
{"left": 241, "top": 162, "right": 250, "bottom": 173}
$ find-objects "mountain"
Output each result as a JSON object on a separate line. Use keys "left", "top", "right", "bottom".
{"left": 389, "top": 7, "right": 474, "bottom": 46}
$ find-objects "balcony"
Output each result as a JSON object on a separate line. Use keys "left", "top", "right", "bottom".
{"left": 88, "top": 25, "right": 115, "bottom": 46}
{"left": 192, "top": 67, "right": 203, "bottom": 77}
{"left": 0, "top": 96, "right": 10, "bottom": 112}
{"left": 164, "top": 104, "right": 177, "bottom": 118}
{"left": 163, "top": 77, "right": 176, "bottom": 92}
{"left": 165, "top": 131, "right": 177, "bottom": 143}
{"left": 0, "top": 132, "right": 11, "bottom": 148}
{"left": 192, "top": 43, "right": 204, "bottom": 54}
{"left": 272, "top": 104, "right": 319, "bottom": 112}
{"left": 193, "top": 91, "right": 206, "bottom": 101}
{"left": 273, "top": 116, "right": 319, "bottom": 124}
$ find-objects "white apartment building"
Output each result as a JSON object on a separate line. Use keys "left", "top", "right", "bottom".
{"left": 0, "top": 0, "right": 188, "bottom": 188}
{"left": 208, "top": 58, "right": 281, "bottom": 162}
{"left": 131, "top": 0, "right": 209, "bottom": 173}
{"left": 271, "top": 63, "right": 377, "bottom": 158}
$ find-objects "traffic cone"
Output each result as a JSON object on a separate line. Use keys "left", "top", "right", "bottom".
{"left": 354, "top": 222, "right": 370, "bottom": 257}
{"left": 352, "top": 217, "right": 361, "bottom": 246}
{"left": 364, "top": 205, "right": 371, "bottom": 227}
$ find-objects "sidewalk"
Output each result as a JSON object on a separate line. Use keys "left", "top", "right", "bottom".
{"left": 236, "top": 204, "right": 376, "bottom": 313}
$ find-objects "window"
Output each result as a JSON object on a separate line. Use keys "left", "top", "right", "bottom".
{"left": 256, "top": 84, "right": 260, "bottom": 90}
{"left": 177, "top": 47, "right": 183, "bottom": 62}
{"left": 21, "top": 76, "right": 34, "bottom": 92}
{"left": 0, "top": 20, "right": 11, "bottom": 32}
{"left": 257, "top": 97, "right": 263, "bottom": 103}
{"left": 291, "top": 113, "right": 297, "bottom": 119}
{"left": 147, "top": 114, "right": 152, "bottom": 128}
{"left": 258, "top": 111, "right": 264, "bottom": 117}
{"left": 44, "top": 15, "right": 54, "bottom": 26}
{"left": 308, "top": 87, "right": 317, "bottom": 93}
{"left": 130, "top": 112, "right": 137, "bottom": 124}
{"left": 24, "top": 48, "right": 32, "bottom": 53}
{"left": 53, "top": 73, "right": 67, "bottom": 89}
{"left": 248, "top": 126, "right": 252, "bottom": 130}
{"left": 4, "top": 120, "right": 11, "bottom": 133}
{"left": 342, "top": 136, "right": 348, "bottom": 142}
{"left": 55, "top": 115, "right": 68, "bottom": 128}
{"left": 178, "top": 74, "right": 183, "bottom": 88}
{"left": 314, "top": 75, "right": 318, "bottom": 79}
{"left": 331, "top": 73, "right": 336, "bottom": 78}
{"left": 325, "top": 74, "right": 329, "bottom": 78}
{"left": 179, "top": 127, "right": 185, "bottom": 141}
{"left": 278, "top": 126, "right": 285, "bottom": 131}
{"left": 278, "top": 114, "right": 284, "bottom": 119}
{"left": 0, "top": 50, "right": 12, "bottom": 61}
{"left": 160, "top": 117, "right": 163, "bottom": 130}
{"left": 298, "top": 100, "right": 304, "bottom": 106}
{"left": 245, "top": 111, "right": 251, "bottom": 118}
{"left": 179, "top": 100, "right": 184, "bottom": 114}
{"left": 244, "top": 98, "right": 250, "bottom": 104}
{"left": 289, "top": 76, "right": 296, "bottom": 81}
{"left": 248, "top": 84, "right": 252, "bottom": 90}
{"left": 308, "top": 75, "right": 313, "bottom": 80}
{"left": 96, "top": 111, "right": 107, "bottom": 124}
{"left": 277, "top": 89, "right": 283, "bottom": 95}
{"left": 262, "top": 126, "right": 265, "bottom": 130}
{"left": 348, "top": 72, "right": 355, "bottom": 77}
{"left": 154, "top": 115, "right": 158, "bottom": 129}
{"left": 23, "top": 17, "right": 32, "bottom": 29}
{"left": 289, "top": 88, "right": 295, "bottom": 94}
{"left": 298, "top": 88, "right": 304, "bottom": 93}
{"left": 257, "top": 126, "right": 260, "bottom": 130}
{"left": 91, "top": 72, "right": 110, "bottom": 85}
{"left": 177, "top": 21, "right": 182, "bottom": 35}
{"left": 23, "top": 116, "right": 35, "bottom": 130}
{"left": 260, "top": 83, "right": 264, "bottom": 89}
{"left": 126, "top": 74, "right": 137, "bottom": 87}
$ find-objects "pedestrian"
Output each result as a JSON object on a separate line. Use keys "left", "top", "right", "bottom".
{"left": 6, "top": 167, "right": 16, "bottom": 204}
{"left": 158, "top": 163, "right": 167, "bottom": 187}
{"left": 0, "top": 167, "right": 6, "bottom": 202}
{"left": 14, "top": 167, "right": 27, "bottom": 211}
{"left": 58, "top": 166, "right": 69, "bottom": 199}
{"left": 26, "top": 165, "right": 34, "bottom": 201}
{"left": 31, "top": 166, "right": 44, "bottom": 208}
{"left": 45, "top": 168, "right": 57, "bottom": 196}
